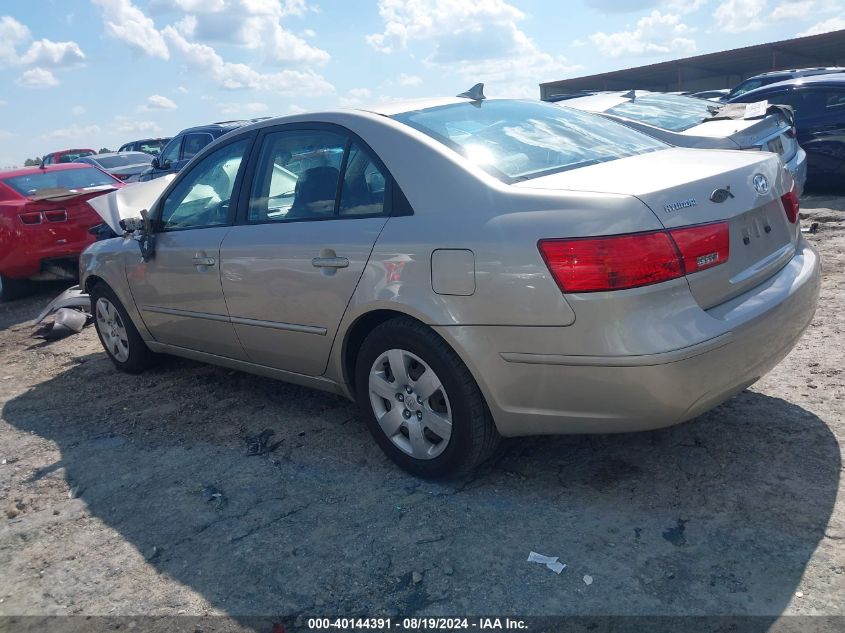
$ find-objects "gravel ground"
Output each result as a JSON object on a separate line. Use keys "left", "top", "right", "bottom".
{"left": 0, "top": 197, "right": 843, "bottom": 632}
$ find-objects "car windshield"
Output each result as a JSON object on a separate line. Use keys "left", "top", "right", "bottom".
{"left": 138, "top": 139, "right": 168, "bottom": 155}
{"left": 391, "top": 99, "right": 667, "bottom": 182}
{"left": 3, "top": 167, "right": 117, "bottom": 199}
{"left": 94, "top": 153, "right": 152, "bottom": 168}
{"left": 605, "top": 93, "right": 717, "bottom": 132}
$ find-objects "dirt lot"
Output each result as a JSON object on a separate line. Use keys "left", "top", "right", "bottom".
{"left": 0, "top": 197, "right": 843, "bottom": 631}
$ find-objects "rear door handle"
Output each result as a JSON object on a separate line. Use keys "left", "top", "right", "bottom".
{"left": 312, "top": 256, "right": 349, "bottom": 269}
{"left": 192, "top": 256, "right": 216, "bottom": 266}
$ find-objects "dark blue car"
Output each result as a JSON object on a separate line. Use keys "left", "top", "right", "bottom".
{"left": 730, "top": 74, "right": 845, "bottom": 189}
{"left": 138, "top": 120, "right": 263, "bottom": 182}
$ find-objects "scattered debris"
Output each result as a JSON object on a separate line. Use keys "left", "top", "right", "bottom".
{"left": 245, "top": 429, "right": 282, "bottom": 456}
{"left": 6, "top": 500, "right": 25, "bottom": 519}
{"left": 527, "top": 551, "right": 566, "bottom": 574}
{"left": 68, "top": 485, "right": 81, "bottom": 499}
{"left": 33, "top": 308, "right": 92, "bottom": 341}
{"left": 801, "top": 222, "right": 820, "bottom": 234}
{"left": 201, "top": 485, "right": 226, "bottom": 509}
{"left": 145, "top": 545, "right": 162, "bottom": 562}
{"left": 583, "top": 574, "right": 593, "bottom": 586}
{"left": 412, "top": 571, "right": 423, "bottom": 584}
{"left": 795, "top": 591, "right": 804, "bottom": 598}
{"left": 34, "top": 286, "right": 90, "bottom": 324}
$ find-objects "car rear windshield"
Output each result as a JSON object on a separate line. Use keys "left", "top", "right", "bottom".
{"left": 391, "top": 99, "right": 666, "bottom": 182}
{"left": 95, "top": 153, "right": 152, "bottom": 168}
{"left": 3, "top": 167, "right": 117, "bottom": 198}
{"left": 605, "top": 93, "right": 716, "bottom": 132}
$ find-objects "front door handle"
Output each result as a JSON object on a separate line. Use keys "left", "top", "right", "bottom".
{"left": 312, "top": 256, "right": 349, "bottom": 269}
{"left": 192, "top": 256, "right": 216, "bottom": 267}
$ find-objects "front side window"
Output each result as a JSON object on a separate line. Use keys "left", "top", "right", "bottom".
{"left": 730, "top": 78, "right": 765, "bottom": 98}
{"left": 392, "top": 99, "right": 666, "bottom": 182}
{"left": 248, "top": 130, "right": 347, "bottom": 222}
{"left": 159, "top": 137, "right": 181, "bottom": 167}
{"left": 605, "top": 93, "right": 716, "bottom": 132}
{"left": 159, "top": 138, "right": 249, "bottom": 231}
{"left": 182, "top": 133, "right": 214, "bottom": 161}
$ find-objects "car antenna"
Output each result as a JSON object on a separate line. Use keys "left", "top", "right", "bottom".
{"left": 621, "top": 89, "right": 636, "bottom": 100}
{"left": 456, "top": 83, "right": 486, "bottom": 101}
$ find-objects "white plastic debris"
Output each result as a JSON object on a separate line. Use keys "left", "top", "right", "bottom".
{"left": 583, "top": 574, "right": 593, "bottom": 585}
{"left": 527, "top": 551, "right": 566, "bottom": 575}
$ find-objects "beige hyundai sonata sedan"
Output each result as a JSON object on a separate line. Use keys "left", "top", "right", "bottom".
{"left": 81, "top": 94, "right": 820, "bottom": 477}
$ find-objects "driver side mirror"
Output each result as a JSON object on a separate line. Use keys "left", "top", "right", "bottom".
{"left": 119, "top": 209, "right": 156, "bottom": 261}
{"left": 150, "top": 157, "right": 160, "bottom": 169}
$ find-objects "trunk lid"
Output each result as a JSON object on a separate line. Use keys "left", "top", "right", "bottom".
{"left": 514, "top": 148, "right": 799, "bottom": 308}
{"left": 683, "top": 114, "right": 797, "bottom": 161}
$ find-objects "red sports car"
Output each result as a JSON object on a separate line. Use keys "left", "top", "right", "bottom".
{"left": 41, "top": 148, "right": 97, "bottom": 166}
{"left": 0, "top": 163, "right": 123, "bottom": 301}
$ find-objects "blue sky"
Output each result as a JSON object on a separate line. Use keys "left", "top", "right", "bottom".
{"left": 0, "top": 0, "right": 843, "bottom": 167}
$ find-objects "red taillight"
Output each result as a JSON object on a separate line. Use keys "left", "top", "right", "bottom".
{"left": 538, "top": 231, "right": 683, "bottom": 293}
{"left": 44, "top": 209, "right": 67, "bottom": 222}
{"left": 669, "top": 221, "right": 730, "bottom": 274}
{"left": 19, "top": 211, "right": 42, "bottom": 225}
{"left": 539, "top": 222, "right": 730, "bottom": 293}
{"left": 781, "top": 189, "right": 799, "bottom": 224}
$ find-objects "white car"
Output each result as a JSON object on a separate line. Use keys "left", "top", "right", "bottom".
{"left": 554, "top": 91, "right": 807, "bottom": 196}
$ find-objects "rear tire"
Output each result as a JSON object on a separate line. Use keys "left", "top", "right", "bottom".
{"left": 355, "top": 317, "right": 500, "bottom": 478}
{"left": 0, "top": 274, "right": 30, "bottom": 302}
{"left": 90, "top": 282, "right": 158, "bottom": 373}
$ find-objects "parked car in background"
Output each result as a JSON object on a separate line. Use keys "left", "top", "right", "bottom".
{"left": 0, "top": 164, "right": 122, "bottom": 300}
{"left": 118, "top": 137, "right": 171, "bottom": 156}
{"left": 727, "top": 67, "right": 845, "bottom": 101}
{"left": 78, "top": 151, "right": 154, "bottom": 182}
{"left": 138, "top": 121, "right": 258, "bottom": 181}
{"left": 554, "top": 90, "right": 807, "bottom": 195}
{"left": 690, "top": 89, "right": 730, "bottom": 101}
{"left": 41, "top": 148, "right": 96, "bottom": 166}
{"left": 729, "top": 74, "right": 845, "bottom": 189}
{"left": 81, "top": 94, "right": 818, "bottom": 476}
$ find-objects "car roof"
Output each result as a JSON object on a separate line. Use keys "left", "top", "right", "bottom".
{"left": 746, "top": 66, "right": 845, "bottom": 79}
{"left": 0, "top": 163, "right": 99, "bottom": 178}
{"left": 87, "top": 151, "right": 148, "bottom": 159}
{"left": 356, "top": 96, "right": 481, "bottom": 116}
{"left": 733, "top": 73, "right": 845, "bottom": 99}
{"left": 176, "top": 119, "right": 266, "bottom": 136}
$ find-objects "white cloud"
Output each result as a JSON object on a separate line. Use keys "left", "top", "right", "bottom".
{"left": 42, "top": 123, "right": 101, "bottom": 141}
{"left": 91, "top": 0, "right": 170, "bottom": 59}
{"left": 20, "top": 39, "right": 85, "bottom": 67}
{"left": 176, "top": 85, "right": 189, "bottom": 93}
{"left": 797, "top": 15, "right": 845, "bottom": 35}
{"left": 72, "top": 105, "right": 86, "bottom": 116}
{"left": 339, "top": 87, "right": 373, "bottom": 107}
{"left": 113, "top": 119, "right": 163, "bottom": 135}
{"left": 287, "top": 104, "right": 307, "bottom": 114}
{"left": 662, "top": 0, "right": 709, "bottom": 13}
{"left": 162, "top": 24, "right": 333, "bottom": 93}
{"left": 219, "top": 101, "right": 270, "bottom": 115}
{"left": 0, "top": 15, "right": 31, "bottom": 66}
{"left": 142, "top": 94, "right": 178, "bottom": 110}
{"left": 396, "top": 72, "right": 423, "bottom": 86}
{"left": 712, "top": 0, "right": 766, "bottom": 33}
{"left": 153, "top": 0, "right": 329, "bottom": 66}
{"left": 588, "top": 10, "right": 696, "bottom": 57}
{"left": 366, "top": 0, "right": 577, "bottom": 96}
{"left": 16, "top": 67, "right": 59, "bottom": 88}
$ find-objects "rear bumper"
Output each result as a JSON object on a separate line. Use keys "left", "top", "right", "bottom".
{"left": 786, "top": 146, "right": 807, "bottom": 197}
{"left": 437, "top": 241, "right": 820, "bottom": 437}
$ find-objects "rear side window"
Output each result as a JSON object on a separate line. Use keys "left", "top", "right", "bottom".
{"left": 392, "top": 99, "right": 666, "bottom": 182}
{"left": 182, "top": 133, "right": 214, "bottom": 161}
{"left": 339, "top": 144, "right": 386, "bottom": 217}
{"left": 248, "top": 130, "right": 347, "bottom": 222}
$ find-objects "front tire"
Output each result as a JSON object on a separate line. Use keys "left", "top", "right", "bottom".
{"left": 90, "top": 283, "right": 158, "bottom": 373}
{"left": 355, "top": 317, "right": 500, "bottom": 478}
